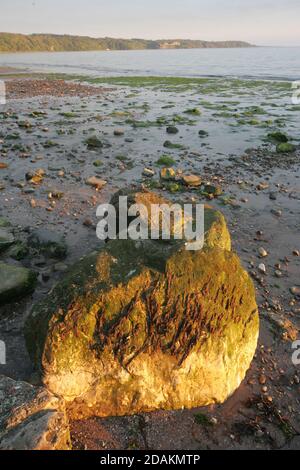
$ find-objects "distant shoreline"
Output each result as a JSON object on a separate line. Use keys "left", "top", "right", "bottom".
{"left": 0, "top": 32, "right": 255, "bottom": 53}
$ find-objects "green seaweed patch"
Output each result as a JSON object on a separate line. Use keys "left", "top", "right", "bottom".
{"left": 59, "top": 112, "right": 79, "bottom": 118}
{"left": 276, "top": 142, "right": 295, "bottom": 153}
{"left": 156, "top": 155, "right": 176, "bottom": 166}
{"left": 194, "top": 413, "right": 213, "bottom": 427}
{"left": 165, "top": 182, "right": 183, "bottom": 193}
{"left": 163, "top": 141, "right": 185, "bottom": 150}
{"left": 85, "top": 136, "right": 103, "bottom": 148}
{"left": 43, "top": 140, "right": 57, "bottom": 148}
{"left": 183, "top": 108, "right": 201, "bottom": 116}
{"left": 267, "top": 131, "right": 289, "bottom": 143}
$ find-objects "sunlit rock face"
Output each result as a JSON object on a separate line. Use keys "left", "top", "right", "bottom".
{"left": 25, "top": 190, "right": 259, "bottom": 419}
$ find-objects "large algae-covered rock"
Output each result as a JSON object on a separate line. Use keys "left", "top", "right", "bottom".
{"left": 25, "top": 195, "right": 258, "bottom": 419}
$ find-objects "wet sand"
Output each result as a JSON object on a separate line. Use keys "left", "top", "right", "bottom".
{"left": 0, "top": 75, "right": 299, "bottom": 450}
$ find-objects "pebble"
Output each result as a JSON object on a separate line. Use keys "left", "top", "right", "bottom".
{"left": 290, "top": 286, "right": 300, "bottom": 296}
{"left": 83, "top": 218, "right": 94, "bottom": 227}
{"left": 114, "top": 129, "right": 124, "bottom": 136}
{"left": 86, "top": 177, "right": 107, "bottom": 190}
{"left": 257, "top": 182, "right": 269, "bottom": 190}
{"left": 53, "top": 262, "right": 68, "bottom": 273}
{"left": 258, "top": 263, "right": 266, "bottom": 274}
{"left": 269, "top": 192, "right": 277, "bottom": 200}
{"left": 182, "top": 174, "right": 202, "bottom": 187}
{"left": 160, "top": 167, "right": 176, "bottom": 181}
{"left": 271, "top": 209, "right": 282, "bottom": 217}
{"left": 258, "top": 247, "right": 268, "bottom": 258}
{"left": 259, "top": 375, "right": 267, "bottom": 385}
{"left": 166, "top": 126, "right": 179, "bottom": 134}
{"left": 293, "top": 250, "right": 300, "bottom": 257}
{"left": 142, "top": 168, "right": 155, "bottom": 177}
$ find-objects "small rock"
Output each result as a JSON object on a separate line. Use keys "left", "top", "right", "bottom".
{"left": 269, "top": 192, "right": 277, "bottom": 200}
{"left": 292, "top": 250, "right": 300, "bottom": 257}
{"left": 259, "top": 375, "right": 267, "bottom": 385}
{"left": 86, "top": 177, "right": 107, "bottom": 190}
{"left": 142, "top": 168, "right": 155, "bottom": 177}
{"left": 198, "top": 130, "right": 209, "bottom": 138}
{"left": 290, "top": 286, "right": 300, "bottom": 297}
{"left": 257, "top": 182, "right": 269, "bottom": 191}
{"left": 53, "top": 263, "right": 68, "bottom": 273}
{"left": 166, "top": 126, "right": 179, "bottom": 134}
{"left": 258, "top": 263, "right": 266, "bottom": 274}
{"left": 85, "top": 136, "right": 103, "bottom": 148}
{"left": 114, "top": 129, "right": 124, "bottom": 136}
{"left": 203, "top": 184, "right": 223, "bottom": 197}
{"left": 258, "top": 247, "right": 268, "bottom": 258}
{"left": 271, "top": 209, "right": 282, "bottom": 217}
{"left": 0, "top": 263, "right": 37, "bottom": 305}
{"left": 160, "top": 167, "right": 176, "bottom": 181}
{"left": 182, "top": 174, "right": 202, "bottom": 187}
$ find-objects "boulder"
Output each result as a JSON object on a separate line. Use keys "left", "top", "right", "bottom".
{"left": 0, "top": 263, "right": 37, "bottom": 305}
{"left": 0, "top": 375, "right": 70, "bottom": 450}
{"left": 0, "top": 228, "right": 14, "bottom": 253}
{"left": 25, "top": 191, "right": 258, "bottom": 419}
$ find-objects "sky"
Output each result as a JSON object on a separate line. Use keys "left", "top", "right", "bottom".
{"left": 1, "top": 0, "right": 300, "bottom": 46}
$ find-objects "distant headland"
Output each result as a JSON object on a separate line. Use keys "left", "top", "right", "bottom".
{"left": 0, "top": 33, "right": 255, "bottom": 53}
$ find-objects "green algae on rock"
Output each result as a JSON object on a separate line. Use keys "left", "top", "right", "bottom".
{"left": 28, "top": 229, "right": 68, "bottom": 260}
{"left": 276, "top": 142, "right": 295, "bottom": 153}
{"left": 25, "top": 191, "right": 258, "bottom": 418}
{"left": 0, "top": 263, "right": 37, "bottom": 305}
{"left": 0, "top": 228, "right": 15, "bottom": 253}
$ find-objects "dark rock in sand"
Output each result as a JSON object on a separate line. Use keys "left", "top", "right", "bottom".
{"left": 8, "top": 241, "right": 29, "bottom": 261}
{"left": 0, "top": 263, "right": 37, "bottom": 305}
{"left": 166, "top": 126, "right": 179, "bottom": 134}
{"left": 0, "top": 229, "right": 15, "bottom": 253}
{"left": 28, "top": 229, "right": 68, "bottom": 260}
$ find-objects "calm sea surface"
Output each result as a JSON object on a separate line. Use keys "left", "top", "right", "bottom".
{"left": 0, "top": 47, "right": 299, "bottom": 81}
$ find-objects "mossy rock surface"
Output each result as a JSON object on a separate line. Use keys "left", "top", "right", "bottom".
{"left": 0, "top": 229, "right": 15, "bottom": 253}
{"left": 0, "top": 263, "right": 37, "bottom": 305}
{"left": 28, "top": 229, "right": 67, "bottom": 259}
{"left": 25, "top": 191, "right": 258, "bottom": 418}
